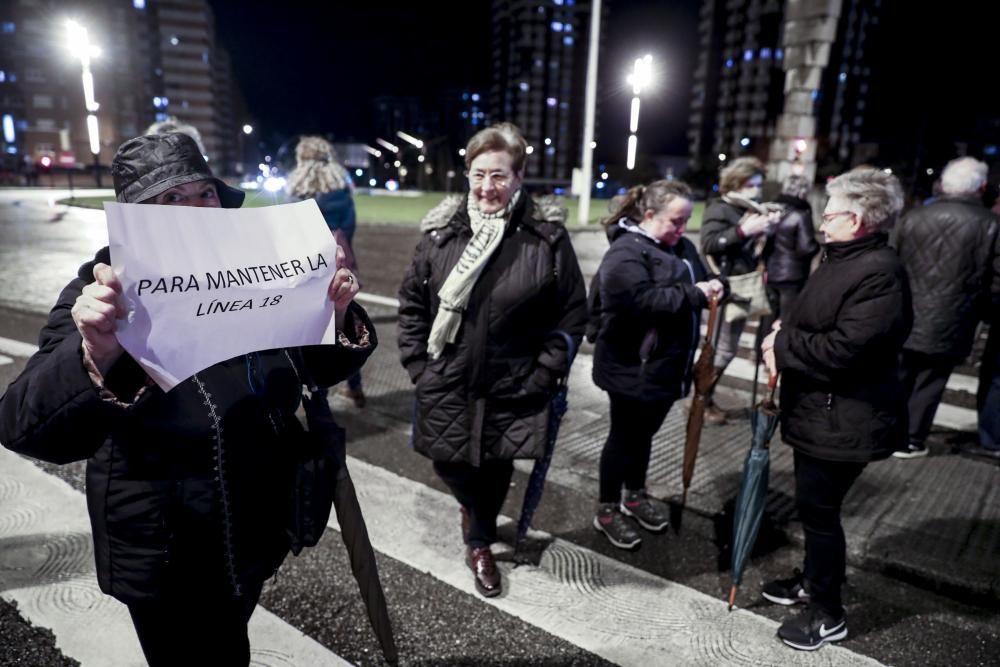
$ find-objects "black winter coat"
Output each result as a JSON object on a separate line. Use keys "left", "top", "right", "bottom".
{"left": 592, "top": 224, "right": 711, "bottom": 401}
{"left": 763, "top": 194, "right": 818, "bottom": 284}
{"left": 892, "top": 196, "right": 1000, "bottom": 360}
{"left": 0, "top": 248, "right": 376, "bottom": 604}
{"left": 397, "top": 192, "right": 587, "bottom": 465}
{"left": 775, "top": 234, "right": 913, "bottom": 463}
{"left": 700, "top": 199, "right": 759, "bottom": 276}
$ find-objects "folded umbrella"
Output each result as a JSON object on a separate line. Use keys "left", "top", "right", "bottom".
{"left": 727, "top": 373, "right": 780, "bottom": 611}
{"left": 682, "top": 295, "right": 721, "bottom": 506}
{"left": 514, "top": 331, "right": 578, "bottom": 562}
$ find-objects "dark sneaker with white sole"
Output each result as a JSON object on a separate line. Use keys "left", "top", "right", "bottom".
{"left": 892, "top": 442, "right": 928, "bottom": 459}
{"left": 762, "top": 570, "right": 811, "bottom": 606}
{"left": 778, "top": 605, "right": 848, "bottom": 651}
{"left": 620, "top": 489, "right": 670, "bottom": 532}
{"left": 593, "top": 504, "right": 642, "bottom": 550}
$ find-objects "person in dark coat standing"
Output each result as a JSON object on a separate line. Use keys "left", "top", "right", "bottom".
{"left": 763, "top": 174, "right": 819, "bottom": 321}
{"left": 286, "top": 135, "right": 367, "bottom": 408}
{"left": 0, "top": 133, "right": 375, "bottom": 666}
{"left": 760, "top": 167, "right": 912, "bottom": 651}
{"left": 700, "top": 157, "right": 778, "bottom": 424}
{"left": 397, "top": 123, "right": 587, "bottom": 597}
{"left": 892, "top": 156, "right": 1000, "bottom": 459}
{"left": 590, "top": 180, "right": 724, "bottom": 549}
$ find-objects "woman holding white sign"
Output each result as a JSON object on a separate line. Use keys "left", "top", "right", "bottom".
{"left": 0, "top": 132, "right": 375, "bottom": 666}
{"left": 398, "top": 122, "right": 587, "bottom": 598}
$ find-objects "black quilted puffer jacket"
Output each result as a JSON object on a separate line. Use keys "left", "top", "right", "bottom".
{"left": 893, "top": 195, "right": 1000, "bottom": 360}
{"left": 397, "top": 192, "right": 587, "bottom": 465}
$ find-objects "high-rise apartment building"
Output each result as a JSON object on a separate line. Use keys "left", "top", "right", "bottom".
{"left": 688, "top": 0, "right": 881, "bottom": 181}
{"left": 490, "top": 0, "right": 605, "bottom": 182}
{"left": 0, "top": 0, "right": 243, "bottom": 176}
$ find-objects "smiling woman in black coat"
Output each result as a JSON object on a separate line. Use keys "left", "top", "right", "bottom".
{"left": 761, "top": 167, "right": 912, "bottom": 652}
{"left": 590, "top": 180, "right": 724, "bottom": 550}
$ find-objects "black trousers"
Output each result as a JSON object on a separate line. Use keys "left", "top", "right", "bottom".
{"left": 979, "top": 323, "right": 1000, "bottom": 449}
{"left": 794, "top": 450, "right": 866, "bottom": 616}
{"left": 599, "top": 393, "right": 673, "bottom": 503}
{"left": 900, "top": 349, "right": 956, "bottom": 447}
{"left": 434, "top": 459, "right": 514, "bottom": 548}
{"left": 127, "top": 580, "right": 262, "bottom": 667}
{"left": 764, "top": 280, "right": 805, "bottom": 327}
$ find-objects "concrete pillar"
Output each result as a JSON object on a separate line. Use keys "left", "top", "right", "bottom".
{"left": 767, "top": 0, "right": 843, "bottom": 185}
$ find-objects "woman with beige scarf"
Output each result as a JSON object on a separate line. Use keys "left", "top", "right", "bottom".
{"left": 397, "top": 123, "right": 587, "bottom": 598}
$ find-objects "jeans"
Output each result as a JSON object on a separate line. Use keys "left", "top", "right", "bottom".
{"left": 794, "top": 450, "right": 866, "bottom": 616}
{"left": 433, "top": 460, "right": 514, "bottom": 548}
{"left": 599, "top": 393, "right": 673, "bottom": 503}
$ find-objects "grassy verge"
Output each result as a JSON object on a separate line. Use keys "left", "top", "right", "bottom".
{"left": 57, "top": 191, "right": 705, "bottom": 231}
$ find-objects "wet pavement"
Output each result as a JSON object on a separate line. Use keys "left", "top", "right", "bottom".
{"left": 1, "top": 188, "right": 998, "bottom": 666}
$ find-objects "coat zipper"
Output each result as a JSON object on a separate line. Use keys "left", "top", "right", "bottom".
{"left": 192, "top": 373, "right": 242, "bottom": 597}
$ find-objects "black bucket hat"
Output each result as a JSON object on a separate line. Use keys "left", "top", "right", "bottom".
{"left": 111, "top": 132, "right": 245, "bottom": 208}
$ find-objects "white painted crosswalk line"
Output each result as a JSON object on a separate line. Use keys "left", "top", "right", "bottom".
{"left": 335, "top": 456, "right": 883, "bottom": 667}
{"left": 0, "top": 448, "right": 351, "bottom": 667}
{"left": 0, "top": 354, "right": 12, "bottom": 366}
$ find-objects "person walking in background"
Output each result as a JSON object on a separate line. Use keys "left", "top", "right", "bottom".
{"left": 397, "top": 123, "right": 586, "bottom": 598}
{"left": 700, "top": 157, "right": 777, "bottom": 425}
{"left": 0, "top": 133, "right": 374, "bottom": 666}
{"left": 590, "top": 180, "right": 724, "bottom": 549}
{"left": 761, "top": 167, "right": 911, "bottom": 651}
{"left": 286, "top": 136, "right": 367, "bottom": 408}
{"left": 892, "top": 157, "right": 1000, "bottom": 459}
{"left": 762, "top": 174, "right": 819, "bottom": 323}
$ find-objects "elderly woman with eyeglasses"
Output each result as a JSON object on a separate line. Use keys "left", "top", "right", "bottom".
{"left": 759, "top": 167, "right": 912, "bottom": 651}
{"left": 398, "top": 122, "right": 586, "bottom": 598}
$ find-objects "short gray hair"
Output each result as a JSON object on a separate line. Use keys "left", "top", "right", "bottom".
{"left": 826, "top": 167, "right": 904, "bottom": 234}
{"left": 940, "top": 156, "right": 988, "bottom": 196}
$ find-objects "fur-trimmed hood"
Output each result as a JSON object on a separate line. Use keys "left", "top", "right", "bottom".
{"left": 419, "top": 191, "right": 568, "bottom": 232}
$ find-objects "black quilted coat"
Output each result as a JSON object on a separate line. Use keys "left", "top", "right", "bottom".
{"left": 592, "top": 224, "right": 711, "bottom": 402}
{"left": 0, "top": 248, "right": 376, "bottom": 604}
{"left": 892, "top": 195, "right": 1000, "bottom": 360}
{"left": 397, "top": 193, "right": 587, "bottom": 465}
{"left": 775, "top": 234, "right": 913, "bottom": 463}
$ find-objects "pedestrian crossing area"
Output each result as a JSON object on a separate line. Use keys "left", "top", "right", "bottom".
{"left": 0, "top": 444, "right": 882, "bottom": 666}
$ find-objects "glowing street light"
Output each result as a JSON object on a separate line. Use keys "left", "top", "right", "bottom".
{"left": 362, "top": 145, "right": 383, "bottom": 158}
{"left": 242, "top": 124, "right": 253, "bottom": 135}
{"left": 66, "top": 19, "right": 103, "bottom": 185}
{"left": 375, "top": 137, "right": 400, "bottom": 154}
{"left": 396, "top": 130, "right": 424, "bottom": 149}
{"left": 625, "top": 54, "right": 654, "bottom": 170}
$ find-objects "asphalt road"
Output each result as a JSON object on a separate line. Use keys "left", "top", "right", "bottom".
{"left": 0, "top": 188, "right": 997, "bottom": 666}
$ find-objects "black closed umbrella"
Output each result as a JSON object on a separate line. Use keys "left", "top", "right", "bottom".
{"left": 301, "top": 389, "right": 398, "bottom": 664}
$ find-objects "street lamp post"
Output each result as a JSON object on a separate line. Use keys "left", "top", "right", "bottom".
{"left": 66, "top": 21, "right": 102, "bottom": 187}
{"left": 625, "top": 54, "right": 653, "bottom": 171}
{"left": 237, "top": 124, "right": 253, "bottom": 176}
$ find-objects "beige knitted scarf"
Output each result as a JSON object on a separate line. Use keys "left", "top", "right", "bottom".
{"left": 426, "top": 190, "right": 522, "bottom": 359}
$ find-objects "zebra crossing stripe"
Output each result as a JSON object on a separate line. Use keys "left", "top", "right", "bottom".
{"left": 0, "top": 448, "right": 350, "bottom": 667}
{"left": 333, "top": 455, "right": 884, "bottom": 667}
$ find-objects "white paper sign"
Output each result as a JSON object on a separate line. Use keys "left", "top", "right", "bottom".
{"left": 106, "top": 199, "right": 338, "bottom": 391}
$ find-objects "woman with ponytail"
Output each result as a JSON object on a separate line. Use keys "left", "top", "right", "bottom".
{"left": 590, "top": 180, "right": 725, "bottom": 549}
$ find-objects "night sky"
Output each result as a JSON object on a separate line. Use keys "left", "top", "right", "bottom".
{"left": 209, "top": 0, "right": 999, "bottom": 175}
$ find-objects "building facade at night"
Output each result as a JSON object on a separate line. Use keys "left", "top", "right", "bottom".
{"left": 490, "top": 0, "right": 606, "bottom": 183}
{"left": 688, "top": 0, "right": 882, "bottom": 182}
{"left": 0, "top": 0, "right": 243, "bottom": 177}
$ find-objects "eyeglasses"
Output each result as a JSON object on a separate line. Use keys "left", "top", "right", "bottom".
{"left": 822, "top": 210, "right": 855, "bottom": 222}
{"left": 469, "top": 172, "right": 513, "bottom": 188}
